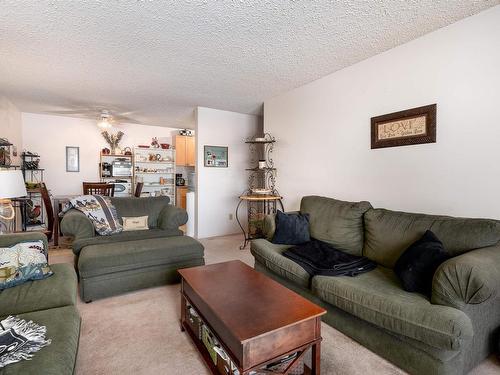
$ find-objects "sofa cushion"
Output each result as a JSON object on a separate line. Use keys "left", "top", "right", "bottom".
{"left": 250, "top": 239, "right": 310, "bottom": 288}
{"left": 0, "top": 305, "right": 80, "bottom": 375}
{"left": 72, "top": 228, "right": 183, "bottom": 255}
{"left": 364, "top": 208, "right": 500, "bottom": 268}
{"left": 300, "top": 196, "right": 372, "bottom": 256}
{"left": 110, "top": 196, "right": 170, "bottom": 228}
{"left": 78, "top": 235, "right": 204, "bottom": 278}
{"left": 0, "top": 263, "right": 77, "bottom": 317}
{"left": 312, "top": 267, "right": 473, "bottom": 351}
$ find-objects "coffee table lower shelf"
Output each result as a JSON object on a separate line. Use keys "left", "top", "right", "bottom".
{"left": 181, "top": 314, "right": 314, "bottom": 375}
{"left": 181, "top": 320, "right": 221, "bottom": 374}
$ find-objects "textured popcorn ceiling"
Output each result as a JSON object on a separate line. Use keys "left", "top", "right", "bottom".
{"left": 0, "top": 1, "right": 498, "bottom": 127}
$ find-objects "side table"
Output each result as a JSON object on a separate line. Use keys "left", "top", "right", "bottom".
{"left": 236, "top": 194, "right": 283, "bottom": 249}
{"left": 52, "top": 195, "right": 76, "bottom": 246}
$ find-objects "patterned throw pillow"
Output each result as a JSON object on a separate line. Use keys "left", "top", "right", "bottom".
{"left": 0, "top": 241, "right": 53, "bottom": 290}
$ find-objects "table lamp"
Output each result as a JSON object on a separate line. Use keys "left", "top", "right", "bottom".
{"left": 0, "top": 170, "right": 27, "bottom": 233}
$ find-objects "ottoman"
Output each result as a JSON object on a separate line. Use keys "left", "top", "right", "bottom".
{"left": 77, "top": 235, "right": 204, "bottom": 302}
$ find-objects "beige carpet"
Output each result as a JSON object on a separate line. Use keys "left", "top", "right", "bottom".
{"left": 49, "top": 235, "right": 500, "bottom": 375}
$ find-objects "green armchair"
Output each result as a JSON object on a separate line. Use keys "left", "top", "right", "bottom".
{"left": 60, "top": 196, "right": 204, "bottom": 302}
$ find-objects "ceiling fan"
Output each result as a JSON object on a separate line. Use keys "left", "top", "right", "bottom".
{"left": 97, "top": 110, "right": 113, "bottom": 129}
{"left": 42, "top": 105, "right": 141, "bottom": 126}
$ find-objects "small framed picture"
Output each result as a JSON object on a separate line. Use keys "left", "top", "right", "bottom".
{"left": 66, "top": 146, "right": 80, "bottom": 172}
{"left": 204, "top": 145, "right": 228, "bottom": 168}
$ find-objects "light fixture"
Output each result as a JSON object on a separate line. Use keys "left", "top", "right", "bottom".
{"left": 0, "top": 170, "right": 27, "bottom": 233}
{"left": 97, "top": 110, "right": 112, "bottom": 129}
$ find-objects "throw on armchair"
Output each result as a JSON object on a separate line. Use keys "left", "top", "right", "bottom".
{"left": 61, "top": 196, "right": 204, "bottom": 302}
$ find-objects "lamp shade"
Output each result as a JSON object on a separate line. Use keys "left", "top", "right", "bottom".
{"left": 0, "top": 170, "right": 27, "bottom": 199}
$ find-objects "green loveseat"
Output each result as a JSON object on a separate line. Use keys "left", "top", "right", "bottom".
{"left": 251, "top": 196, "right": 500, "bottom": 375}
{"left": 0, "top": 232, "right": 80, "bottom": 375}
{"left": 61, "top": 196, "right": 204, "bottom": 302}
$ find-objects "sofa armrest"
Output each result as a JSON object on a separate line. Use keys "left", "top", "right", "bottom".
{"left": 60, "top": 209, "right": 95, "bottom": 240}
{"left": 0, "top": 232, "right": 48, "bottom": 259}
{"left": 158, "top": 205, "right": 188, "bottom": 230}
{"left": 262, "top": 211, "right": 300, "bottom": 241}
{"left": 432, "top": 243, "right": 500, "bottom": 309}
{"left": 263, "top": 214, "right": 276, "bottom": 241}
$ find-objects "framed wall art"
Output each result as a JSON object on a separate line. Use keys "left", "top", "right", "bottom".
{"left": 66, "top": 146, "right": 80, "bottom": 172}
{"left": 204, "top": 145, "right": 228, "bottom": 167}
{"left": 371, "top": 104, "right": 436, "bottom": 149}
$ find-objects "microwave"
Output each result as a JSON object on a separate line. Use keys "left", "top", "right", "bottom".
{"left": 110, "top": 182, "right": 132, "bottom": 197}
{"left": 111, "top": 158, "right": 133, "bottom": 177}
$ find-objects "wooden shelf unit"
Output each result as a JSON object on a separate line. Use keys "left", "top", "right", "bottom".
{"left": 133, "top": 147, "right": 176, "bottom": 202}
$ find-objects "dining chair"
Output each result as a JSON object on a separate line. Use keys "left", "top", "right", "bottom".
{"left": 82, "top": 182, "right": 115, "bottom": 197}
{"left": 39, "top": 182, "right": 55, "bottom": 241}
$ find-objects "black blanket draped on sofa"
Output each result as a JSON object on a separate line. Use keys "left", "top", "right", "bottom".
{"left": 283, "top": 239, "right": 376, "bottom": 277}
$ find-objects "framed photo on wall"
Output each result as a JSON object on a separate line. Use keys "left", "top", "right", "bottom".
{"left": 204, "top": 145, "right": 228, "bottom": 167}
{"left": 371, "top": 104, "right": 436, "bottom": 149}
{"left": 66, "top": 146, "right": 80, "bottom": 172}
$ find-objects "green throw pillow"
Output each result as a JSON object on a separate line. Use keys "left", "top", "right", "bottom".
{"left": 0, "top": 240, "right": 53, "bottom": 290}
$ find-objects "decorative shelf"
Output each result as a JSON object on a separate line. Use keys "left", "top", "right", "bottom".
{"left": 135, "top": 172, "right": 174, "bottom": 174}
{"left": 21, "top": 153, "right": 40, "bottom": 158}
{"left": 245, "top": 167, "right": 276, "bottom": 171}
{"left": 134, "top": 160, "right": 173, "bottom": 164}
{"left": 237, "top": 133, "right": 282, "bottom": 250}
{"left": 1, "top": 165, "right": 21, "bottom": 169}
{"left": 100, "top": 175, "right": 132, "bottom": 179}
{"left": 244, "top": 140, "right": 276, "bottom": 144}
{"left": 239, "top": 194, "right": 282, "bottom": 201}
{"left": 101, "top": 154, "right": 133, "bottom": 158}
{"left": 134, "top": 147, "right": 173, "bottom": 151}
{"left": 143, "top": 183, "right": 174, "bottom": 187}
{"left": 132, "top": 145, "right": 176, "bottom": 201}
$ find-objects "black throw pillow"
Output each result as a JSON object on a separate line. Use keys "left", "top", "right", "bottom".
{"left": 272, "top": 210, "right": 310, "bottom": 245}
{"left": 394, "top": 230, "right": 450, "bottom": 295}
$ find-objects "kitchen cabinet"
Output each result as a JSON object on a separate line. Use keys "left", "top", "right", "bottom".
{"left": 186, "top": 136, "right": 195, "bottom": 166}
{"left": 176, "top": 186, "right": 188, "bottom": 209}
{"left": 174, "top": 135, "right": 195, "bottom": 167}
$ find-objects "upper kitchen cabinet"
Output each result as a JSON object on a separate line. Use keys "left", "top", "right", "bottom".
{"left": 186, "top": 136, "right": 195, "bottom": 166}
{"left": 174, "top": 135, "right": 195, "bottom": 167}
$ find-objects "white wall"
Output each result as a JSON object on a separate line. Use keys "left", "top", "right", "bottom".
{"left": 196, "top": 107, "right": 261, "bottom": 238}
{"left": 264, "top": 6, "right": 500, "bottom": 219}
{"left": 22, "top": 112, "right": 179, "bottom": 195}
{"left": 0, "top": 97, "right": 23, "bottom": 165}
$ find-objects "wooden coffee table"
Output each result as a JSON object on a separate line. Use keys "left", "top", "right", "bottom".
{"left": 179, "top": 260, "right": 326, "bottom": 375}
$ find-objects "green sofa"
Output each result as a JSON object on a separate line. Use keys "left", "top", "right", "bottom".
{"left": 251, "top": 196, "right": 500, "bottom": 375}
{"left": 61, "top": 196, "right": 204, "bottom": 302}
{"left": 0, "top": 232, "right": 80, "bottom": 375}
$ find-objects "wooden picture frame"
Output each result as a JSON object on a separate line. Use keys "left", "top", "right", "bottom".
{"left": 371, "top": 104, "right": 436, "bottom": 149}
{"left": 204, "top": 145, "right": 228, "bottom": 168}
{"left": 66, "top": 146, "right": 80, "bottom": 172}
